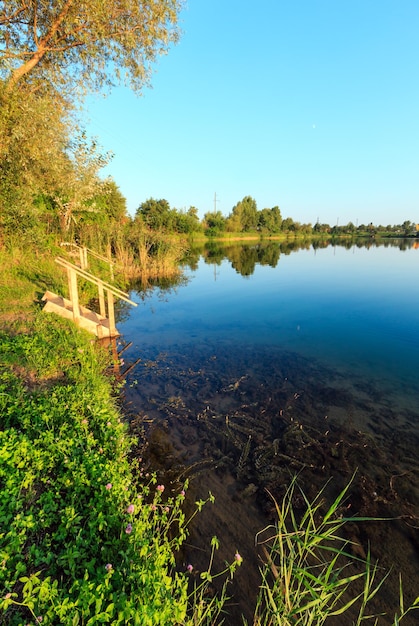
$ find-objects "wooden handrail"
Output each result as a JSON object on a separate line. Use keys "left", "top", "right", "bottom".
{"left": 60, "top": 242, "right": 114, "bottom": 279}
{"left": 55, "top": 256, "right": 136, "bottom": 337}
{"left": 55, "top": 257, "right": 137, "bottom": 306}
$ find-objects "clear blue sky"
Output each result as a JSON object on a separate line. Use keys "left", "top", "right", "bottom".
{"left": 85, "top": 0, "right": 419, "bottom": 226}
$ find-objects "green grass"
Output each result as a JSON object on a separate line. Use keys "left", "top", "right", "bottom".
{"left": 0, "top": 314, "right": 185, "bottom": 624}
{"left": 0, "top": 295, "right": 239, "bottom": 624}
{"left": 248, "top": 477, "right": 419, "bottom": 625}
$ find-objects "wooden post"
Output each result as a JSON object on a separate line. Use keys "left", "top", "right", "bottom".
{"left": 107, "top": 289, "right": 117, "bottom": 336}
{"left": 79, "top": 246, "right": 89, "bottom": 270}
{"left": 98, "top": 282, "right": 106, "bottom": 318}
{"left": 68, "top": 267, "right": 80, "bottom": 322}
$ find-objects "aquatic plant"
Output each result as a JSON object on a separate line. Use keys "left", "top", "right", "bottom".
{"left": 249, "top": 476, "right": 418, "bottom": 626}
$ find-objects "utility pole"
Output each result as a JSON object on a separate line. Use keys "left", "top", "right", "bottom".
{"left": 214, "top": 192, "right": 219, "bottom": 213}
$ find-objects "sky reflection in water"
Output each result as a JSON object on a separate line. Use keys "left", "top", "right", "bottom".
{"left": 121, "top": 240, "right": 419, "bottom": 415}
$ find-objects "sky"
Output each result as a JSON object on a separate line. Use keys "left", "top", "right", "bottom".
{"left": 85, "top": 0, "right": 419, "bottom": 225}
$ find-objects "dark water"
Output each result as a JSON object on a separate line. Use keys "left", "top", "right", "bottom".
{"left": 118, "top": 239, "right": 419, "bottom": 624}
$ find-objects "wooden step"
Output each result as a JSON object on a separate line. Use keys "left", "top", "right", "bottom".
{"left": 42, "top": 291, "right": 120, "bottom": 338}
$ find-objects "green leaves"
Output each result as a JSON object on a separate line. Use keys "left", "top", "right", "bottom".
{"left": 1, "top": 1, "right": 183, "bottom": 94}
{"left": 253, "top": 477, "right": 419, "bottom": 626}
{"left": 0, "top": 316, "right": 194, "bottom": 625}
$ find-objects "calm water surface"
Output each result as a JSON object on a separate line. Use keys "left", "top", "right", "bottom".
{"left": 119, "top": 240, "right": 419, "bottom": 625}
{"left": 122, "top": 240, "right": 419, "bottom": 410}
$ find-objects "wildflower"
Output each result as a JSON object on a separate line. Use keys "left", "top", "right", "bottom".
{"left": 105, "top": 483, "right": 112, "bottom": 490}
{"left": 150, "top": 504, "right": 157, "bottom": 511}
{"left": 234, "top": 552, "right": 243, "bottom": 564}
{"left": 156, "top": 484, "right": 165, "bottom": 493}
{"left": 186, "top": 564, "right": 193, "bottom": 573}
{"left": 163, "top": 506, "right": 170, "bottom": 513}
{"left": 36, "top": 618, "right": 43, "bottom": 623}
{"left": 125, "top": 523, "right": 133, "bottom": 534}
{"left": 81, "top": 419, "right": 88, "bottom": 425}
{"left": 105, "top": 563, "right": 113, "bottom": 572}
{"left": 126, "top": 504, "right": 135, "bottom": 514}
{"left": 4, "top": 592, "right": 11, "bottom": 599}
{"left": 180, "top": 490, "right": 185, "bottom": 497}
{"left": 107, "top": 421, "right": 111, "bottom": 427}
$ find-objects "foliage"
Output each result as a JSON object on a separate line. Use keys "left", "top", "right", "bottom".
{"left": 0, "top": 0, "right": 184, "bottom": 94}
{"left": 136, "top": 198, "right": 173, "bottom": 230}
{"left": 91, "top": 179, "right": 129, "bottom": 224}
{"left": 0, "top": 82, "right": 71, "bottom": 232}
{"left": 250, "top": 477, "right": 419, "bottom": 626}
{"left": 203, "top": 210, "right": 227, "bottom": 235}
{"left": 0, "top": 81, "right": 114, "bottom": 239}
{"left": 0, "top": 312, "right": 241, "bottom": 625}
{"left": 228, "top": 196, "right": 258, "bottom": 232}
{"left": 257, "top": 206, "right": 282, "bottom": 233}
{"left": 0, "top": 0, "right": 184, "bottom": 243}
{"left": 136, "top": 199, "right": 202, "bottom": 234}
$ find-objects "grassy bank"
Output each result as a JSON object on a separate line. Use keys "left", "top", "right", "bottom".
{"left": 0, "top": 246, "right": 240, "bottom": 625}
{"left": 0, "top": 245, "right": 417, "bottom": 625}
{"left": 0, "top": 312, "right": 191, "bottom": 625}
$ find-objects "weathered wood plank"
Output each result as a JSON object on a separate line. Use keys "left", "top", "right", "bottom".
{"left": 42, "top": 291, "right": 120, "bottom": 337}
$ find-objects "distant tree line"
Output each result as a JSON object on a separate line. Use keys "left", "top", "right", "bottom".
{"left": 136, "top": 196, "right": 418, "bottom": 239}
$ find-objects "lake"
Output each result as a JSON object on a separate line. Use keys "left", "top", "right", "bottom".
{"left": 118, "top": 239, "right": 419, "bottom": 625}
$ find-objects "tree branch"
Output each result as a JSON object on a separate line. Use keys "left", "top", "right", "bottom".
{"left": 7, "top": 0, "right": 75, "bottom": 88}
{"left": 0, "top": 4, "right": 28, "bottom": 26}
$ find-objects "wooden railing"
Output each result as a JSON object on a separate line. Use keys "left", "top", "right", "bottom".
{"left": 55, "top": 257, "right": 136, "bottom": 336}
{"left": 60, "top": 243, "right": 115, "bottom": 280}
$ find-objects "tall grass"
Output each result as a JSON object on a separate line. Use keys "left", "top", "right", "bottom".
{"left": 73, "top": 221, "right": 189, "bottom": 284}
{"left": 249, "top": 477, "right": 418, "bottom": 626}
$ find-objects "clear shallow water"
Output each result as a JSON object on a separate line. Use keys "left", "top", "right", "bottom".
{"left": 118, "top": 239, "right": 419, "bottom": 625}
{"left": 121, "top": 240, "right": 419, "bottom": 413}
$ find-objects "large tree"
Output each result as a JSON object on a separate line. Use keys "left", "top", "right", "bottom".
{"left": 0, "top": 0, "right": 184, "bottom": 93}
{"left": 230, "top": 196, "right": 258, "bottom": 232}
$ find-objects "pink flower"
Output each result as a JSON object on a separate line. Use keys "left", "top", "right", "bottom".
{"left": 234, "top": 552, "right": 243, "bottom": 564}
{"left": 180, "top": 490, "right": 185, "bottom": 497}
{"left": 105, "top": 483, "right": 112, "bottom": 490}
{"left": 5, "top": 593, "right": 11, "bottom": 599}
{"left": 126, "top": 504, "right": 135, "bottom": 514}
{"left": 186, "top": 564, "right": 193, "bottom": 573}
{"left": 105, "top": 563, "right": 113, "bottom": 572}
{"left": 125, "top": 523, "right": 132, "bottom": 534}
{"left": 150, "top": 504, "right": 157, "bottom": 511}
{"left": 156, "top": 484, "right": 165, "bottom": 493}
{"left": 163, "top": 506, "right": 170, "bottom": 513}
